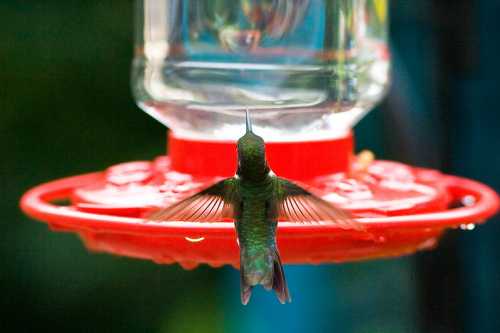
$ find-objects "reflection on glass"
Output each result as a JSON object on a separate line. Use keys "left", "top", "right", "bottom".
{"left": 133, "top": 0, "right": 390, "bottom": 140}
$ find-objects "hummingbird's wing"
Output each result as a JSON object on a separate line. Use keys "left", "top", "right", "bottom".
{"left": 276, "top": 178, "right": 364, "bottom": 230}
{"left": 147, "top": 178, "right": 239, "bottom": 222}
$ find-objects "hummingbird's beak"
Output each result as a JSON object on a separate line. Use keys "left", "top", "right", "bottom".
{"left": 245, "top": 109, "right": 252, "bottom": 133}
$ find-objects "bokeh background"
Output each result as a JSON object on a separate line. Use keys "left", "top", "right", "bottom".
{"left": 2, "top": 1, "right": 500, "bottom": 332}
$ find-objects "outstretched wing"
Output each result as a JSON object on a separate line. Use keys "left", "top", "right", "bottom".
{"left": 276, "top": 178, "right": 363, "bottom": 230}
{"left": 147, "top": 178, "right": 239, "bottom": 222}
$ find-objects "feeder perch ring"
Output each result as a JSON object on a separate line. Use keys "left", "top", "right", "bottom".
{"left": 20, "top": 158, "right": 499, "bottom": 269}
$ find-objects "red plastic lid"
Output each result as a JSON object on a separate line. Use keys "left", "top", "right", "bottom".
{"left": 20, "top": 134, "right": 499, "bottom": 269}
{"left": 168, "top": 131, "right": 354, "bottom": 179}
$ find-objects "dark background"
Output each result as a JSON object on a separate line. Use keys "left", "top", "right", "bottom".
{"left": 2, "top": 1, "right": 500, "bottom": 332}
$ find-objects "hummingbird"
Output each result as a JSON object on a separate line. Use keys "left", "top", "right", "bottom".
{"left": 148, "top": 111, "right": 362, "bottom": 305}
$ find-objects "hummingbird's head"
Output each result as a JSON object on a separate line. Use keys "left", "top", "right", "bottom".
{"left": 236, "top": 111, "right": 269, "bottom": 180}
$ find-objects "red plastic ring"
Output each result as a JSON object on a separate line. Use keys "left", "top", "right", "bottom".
{"left": 20, "top": 170, "right": 499, "bottom": 267}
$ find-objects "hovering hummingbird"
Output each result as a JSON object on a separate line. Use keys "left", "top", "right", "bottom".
{"left": 149, "top": 111, "right": 363, "bottom": 305}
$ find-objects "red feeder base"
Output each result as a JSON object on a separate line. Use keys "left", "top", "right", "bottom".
{"left": 20, "top": 133, "right": 499, "bottom": 269}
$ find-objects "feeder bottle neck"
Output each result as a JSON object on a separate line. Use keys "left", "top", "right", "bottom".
{"left": 167, "top": 131, "right": 354, "bottom": 180}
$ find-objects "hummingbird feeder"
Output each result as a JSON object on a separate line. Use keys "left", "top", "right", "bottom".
{"left": 21, "top": 0, "right": 498, "bottom": 270}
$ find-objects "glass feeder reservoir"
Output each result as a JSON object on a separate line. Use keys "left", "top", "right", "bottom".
{"left": 132, "top": 0, "right": 390, "bottom": 140}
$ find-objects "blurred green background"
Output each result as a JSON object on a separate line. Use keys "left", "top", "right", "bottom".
{"left": 2, "top": 1, "right": 499, "bottom": 332}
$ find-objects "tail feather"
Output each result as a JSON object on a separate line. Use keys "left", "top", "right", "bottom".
{"left": 272, "top": 248, "right": 291, "bottom": 304}
{"left": 239, "top": 247, "right": 291, "bottom": 305}
{"left": 240, "top": 264, "right": 253, "bottom": 305}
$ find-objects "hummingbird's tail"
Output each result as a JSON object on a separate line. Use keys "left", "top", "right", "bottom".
{"left": 240, "top": 246, "right": 291, "bottom": 305}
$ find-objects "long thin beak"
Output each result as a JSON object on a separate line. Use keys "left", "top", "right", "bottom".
{"left": 245, "top": 109, "right": 252, "bottom": 133}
